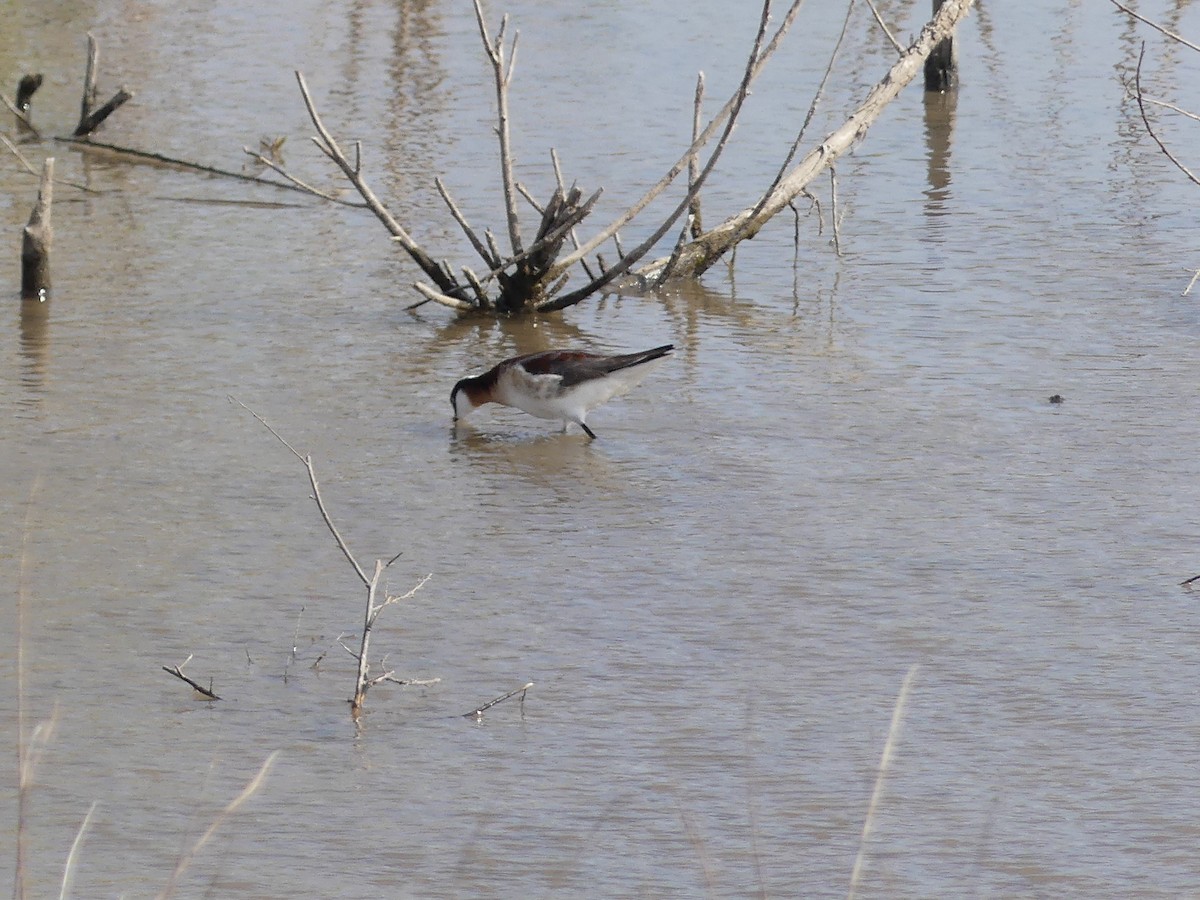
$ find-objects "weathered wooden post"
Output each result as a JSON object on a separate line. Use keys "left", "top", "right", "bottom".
{"left": 924, "top": 0, "right": 959, "bottom": 91}
{"left": 21, "top": 158, "right": 53, "bottom": 299}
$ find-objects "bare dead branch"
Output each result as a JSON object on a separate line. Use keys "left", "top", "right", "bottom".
{"left": 464, "top": 682, "right": 534, "bottom": 719}
{"left": 230, "top": 396, "right": 370, "bottom": 585}
{"left": 80, "top": 33, "right": 98, "bottom": 124}
{"left": 1, "top": 134, "right": 98, "bottom": 193}
{"left": 437, "top": 176, "right": 500, "bottom": 268}
{"left": 473, "top": 0, "right": 524, "bottom": 254}
{"left": 688, "top": 73, "right": 705, "bottom": 238}
{"left": 733, "top": 0, "right": 855, "bottom": 250}
{"left": 412, "top": 280, "right": 476, "bottom": 311}
{"left": 73, "top": 88, "right": 133, "bottom": 137}
{"left": 551, "top": 148, "right": 597, "bottom": 280}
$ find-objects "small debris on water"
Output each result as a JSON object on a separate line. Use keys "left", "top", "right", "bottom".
{"left": 1048, "top": 394, "right": 1064, "bottom": 404}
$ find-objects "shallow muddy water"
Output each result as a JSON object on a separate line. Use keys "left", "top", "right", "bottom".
{"left": 3, "top": 0, "right": 1200, "bottom": 897}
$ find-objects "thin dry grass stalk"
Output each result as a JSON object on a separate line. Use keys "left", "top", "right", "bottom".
{"left": 847, "top": 663, "right": 920, "bottom": 900}
{"left": 157, "top": 751, "right": 279, "bottom": 900}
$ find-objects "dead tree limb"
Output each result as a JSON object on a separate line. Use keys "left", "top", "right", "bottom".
{"left": 21, "top": 158, "right": 53, "bottom": 299}
{"left": 634, "top": 0, "right": 975, "bottom": 285}
{"left": 72, "top": 32, "right": 133, "bottom": 137}
{"left": 2, "top": 134, "right": 96, "bottom": 193}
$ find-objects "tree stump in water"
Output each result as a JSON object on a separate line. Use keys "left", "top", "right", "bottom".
{"left": 21, "top": 157, "right": 53, "bottom": 299}
{"left": 924, "top": 0, "right": 959, "bottom": 92}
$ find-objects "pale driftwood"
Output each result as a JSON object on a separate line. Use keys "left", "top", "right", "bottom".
{"left": 634, "top": 0, "right": 975, "bottom": 285}
{"left": 21, "top": 157, "right": 53, "bottom": 299}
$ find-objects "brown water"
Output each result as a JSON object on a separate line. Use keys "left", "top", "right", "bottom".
{"left": 4, "top": 1, "right": 1200, "bottom": 897}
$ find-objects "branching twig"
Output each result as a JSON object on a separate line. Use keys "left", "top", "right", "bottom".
{"left": 230, "top": 395, "right": 370, "bottom": 586}
{"left": 863, "top": 0, "right": 904, "bottom": 54}
{"left": 436, "top": 176, "right": 500, "bottom": 269}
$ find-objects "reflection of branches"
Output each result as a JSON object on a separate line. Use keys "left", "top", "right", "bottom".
{"left": 1133, "top": 43, "right": 1200, "bottom": 187}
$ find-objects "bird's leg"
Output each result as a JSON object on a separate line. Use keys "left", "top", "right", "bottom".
{"left": 579, "top": 422, "right": 597, "bottom": 440}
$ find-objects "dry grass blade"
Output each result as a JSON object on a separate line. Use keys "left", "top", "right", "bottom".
{"left": 59, "top": 801, "right": 99, "bottom": 900}
{"left": 847, "top": 664, "right": 920, "bottom": 900}
{"left": 157, "top": 751, "right": 279, "bottom": 900}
